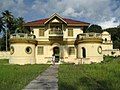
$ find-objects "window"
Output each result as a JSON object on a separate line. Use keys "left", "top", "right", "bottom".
{"left": 82, "top": 47, "right": 86, "bottom": 58}
{"left": 68, "top": 29, "right": 73, "bottom": 36}
{"left": 26, "top": 47, "right": 32, "bottom": 54}
{"left": 105, "top": 38, "right": 107, "bottom": 42}
{"left": 97, "top": 46, "right": 102, "bottom": 54}
{"left": 69, "top": 47, "right": 75, "bottom": 55}
{"left": 10, "top": 46, "right": 14, "bottom": 55}
{"left": 39, "top": 29, "right": 44, "bottom": 36}
{"left": 37, "top": 46, "right": 44, "bottom": 55}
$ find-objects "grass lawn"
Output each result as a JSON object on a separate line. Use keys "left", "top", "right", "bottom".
{"left": 59, "top": 57, "right": 120, "bottom": 90}
{"left": 0, "top": 59, "right": 50, "bottom": 90}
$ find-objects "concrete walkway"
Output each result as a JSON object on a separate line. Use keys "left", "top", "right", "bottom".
{"left": 23, "top": 64, "right": 59, "bottom": 90}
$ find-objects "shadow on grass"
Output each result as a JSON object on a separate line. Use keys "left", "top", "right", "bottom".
{"left": 59, "top": 77, "right": 111, "bottom": 90}
{"left": 79, "top": 77, "right": 111, "bottom": 90}
{"left": 59, "top": 82, "right": 77, "bottom": 90}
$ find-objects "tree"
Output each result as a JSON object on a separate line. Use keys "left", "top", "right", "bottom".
{"left": 0, "top": 17, "right": 4, "bottom": 32}
{"left": 14, "top": 17, "right": 30, "bottom": 33}
{"left": 2, "top": 10, "right": 15, "bottom": 34}
{"left": 0, "top": 10, "right": 29, "bottom": 51}
{"left": 1, "top": 10, "right": 15, "bottom": 51}
{"left": 85, "top": 24, "right": 102, "bottom": 33}
{"left": 105, "top": 27, "right": 120, "bottom": 49}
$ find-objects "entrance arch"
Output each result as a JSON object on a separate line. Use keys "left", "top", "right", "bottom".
{"left": 53, "top": 47, "right": 60, "bottom": 62}
{"left": 82, "top": 47, "right": 86, "bottom": 58}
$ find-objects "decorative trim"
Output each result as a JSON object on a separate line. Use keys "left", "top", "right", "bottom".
{"left": 10, "top": 38, "right": 37, "bottom": 44}
{"left": 37, "top": 41, "right": 75, "bottom": 45}
{"left": 76, "top": 38, "right": 102, "bottom": 44}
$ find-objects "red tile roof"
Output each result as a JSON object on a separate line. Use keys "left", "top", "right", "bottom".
{"left": 24, "top": 18, "right": 90, "bottom": 26}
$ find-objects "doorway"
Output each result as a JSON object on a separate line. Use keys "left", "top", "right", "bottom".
{"left": 82, "top": 47, "right": 86, "bottom": 58}
{"left": 53, "top": 47, "right": 60, "bottom": 62}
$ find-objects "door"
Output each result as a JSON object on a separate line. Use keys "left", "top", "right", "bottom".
{"left": 53, "top": 47, "right": 60, "bottom": 62}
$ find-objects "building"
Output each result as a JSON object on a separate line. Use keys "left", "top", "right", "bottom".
{"left": 9, "top": 13, "right": 118, "bottom": 65}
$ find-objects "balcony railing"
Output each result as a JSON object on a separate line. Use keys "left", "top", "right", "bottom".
{"left": 10, "top": 33, "right": 35, "bottom": 39}
{"left": 78, "top": 33, "right": 102, "bottom": 40}
{"left": 49, "top": 28, "right": 63, "bottom": 36}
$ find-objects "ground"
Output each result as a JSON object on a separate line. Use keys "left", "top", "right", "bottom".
{"left": 58, "top": 56, "right": 120, "bottom": 90}
{"left": 0, "top": 59, "right": 49, "bottom": 90}
{"left": 0, "top": 57, "right": 120, "bottom": 90}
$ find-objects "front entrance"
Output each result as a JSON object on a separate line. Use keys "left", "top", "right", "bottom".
{"left": 53, "top": 47, "right": 60, "bottom": 62}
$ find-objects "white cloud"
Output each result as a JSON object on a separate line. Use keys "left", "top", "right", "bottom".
{"left": 0, "top": 0, "right": 28, "bottom": 17}
{"left": 0, "top": 0, "right": 120, "bottom": 28}
{"left": 98, "top": 18, "right": 119, "bottom": 29}
{"left": 31, "top": 0, "right": 114, "bottom": 21}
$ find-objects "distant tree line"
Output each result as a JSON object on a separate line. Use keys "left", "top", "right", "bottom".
{"left": 0, "top": 10, "right": 30, "bottom": 51}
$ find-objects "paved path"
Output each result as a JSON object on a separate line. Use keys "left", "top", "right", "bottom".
{"left": 23, "top": 64, "right": 59, "bottom": 90}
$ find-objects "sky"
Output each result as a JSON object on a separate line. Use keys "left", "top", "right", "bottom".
{"left": 0, "top": 0, "right": 120, "bottom": 29}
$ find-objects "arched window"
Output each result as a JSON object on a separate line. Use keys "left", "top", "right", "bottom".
{"left": 105, "top": 38, "right": 107, "bottom": 42}
{"left": 82, "top": 47, "right": 86, "bottom": 58}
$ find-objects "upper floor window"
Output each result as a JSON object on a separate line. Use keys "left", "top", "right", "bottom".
{"left": 37, "top": 46, "right": 44, "bottom": 55}
{"left": 39, "top": 29, "right": 44, "bottom": 36}
{"left": 68, "top": 29, "right": 73, "bottom": 36}
{"left": 68, "top": 47, "right": 75, "bottom": 55}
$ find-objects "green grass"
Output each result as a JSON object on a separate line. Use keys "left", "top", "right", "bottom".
{"left": 0, "top": 59, "right": 50, "bottom": 90}
{"left": 0, "top": 59, "right": 9, "bottom": 64}
{"left": 59, "top": 57, "right": 120, "bottom": 90}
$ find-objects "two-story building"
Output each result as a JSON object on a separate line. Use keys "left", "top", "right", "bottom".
{"left": 9, "top": 13, "right": 115, "bottom": 65}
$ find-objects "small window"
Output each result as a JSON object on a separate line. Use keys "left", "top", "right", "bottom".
{"left": 97, "top": 46, "right": 102, "bottom": 54}
{"left": 10, "top": 46, "right": 14, "bottom": 55}
{"left": 105, "top": 38, "right": 107, "bottom": 42}
{"left": 39, "top": 29, "right": 44, "bottom": 36}
{"left": 26, "top": 47, "right": 32, "bottom": 54}
{"left": 68, "top": 29, "right": 73, "bottom": 36}
{"left": 37, "top": 46, "right": 44, "bottom": 55}
{"left": 68, "top": 47, "right": 75, "bottom": 55}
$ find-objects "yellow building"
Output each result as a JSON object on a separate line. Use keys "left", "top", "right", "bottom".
{"left": 9, "top": 13, "right": 117, "bottom": 65}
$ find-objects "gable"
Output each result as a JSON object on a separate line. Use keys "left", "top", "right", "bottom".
{"left": 52, "top": 18, "right": 60, "bottom": 23}
{"left": 48, "top": 16, "right": 66, "bottom": 24}
{"left": 44, "top": 13, "right": 67, "bottom": 24}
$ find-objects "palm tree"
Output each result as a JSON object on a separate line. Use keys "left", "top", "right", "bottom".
{"left": 2, "top": 10, "right": 14, "bottom": 33}
{"left": 15, "top": 17, "right": 25, "bottom": 33}
{"left": 2, "top": 10, "right": 14, "bottom": 51}
{"left": 0, "top": 17, "right": 4, "bottom": 32}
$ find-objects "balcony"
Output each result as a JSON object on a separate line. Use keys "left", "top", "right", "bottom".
{"left": 78, "top": 33, "right": 102, "bottom": 39}
{"left": 76, "top": 33, "right": 102, "bottom": 43}
{"left": 10, "top": 33, "right": 35, "bottom": 39}
{"left": 10, "top": 33, "right": 36, "bottom": 44}
{"left": 49, "top": 28, "right": 63, "bottom": 37}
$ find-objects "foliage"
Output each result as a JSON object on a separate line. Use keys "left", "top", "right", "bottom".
{"left": 102, "top": 56, "right": 120, "bottom": 63}
{"left": 85, "top": 24, "right": 102, "bottom": 33}
{"left": 104, "top": 27, "right": 120, "bottom": 49}
{"left": 0, "top": 10, "right": 30, "bottom": 51}
{"left": 0, "top": 35, "right": 7, "bottom": 50}
{"left": 0, "top": 59, "right": 50, "bottom": 90}
{"left": 59, "top": 58, "right": 120, "bottom": 90}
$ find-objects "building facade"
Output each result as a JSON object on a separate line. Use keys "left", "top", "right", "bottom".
{"left": 9, "top": 13, "right": 118, "bottom": 65}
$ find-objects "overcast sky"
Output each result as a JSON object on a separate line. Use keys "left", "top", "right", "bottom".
{"left": 0, "top": 0, "right": 120, "bottom": 29}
